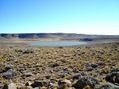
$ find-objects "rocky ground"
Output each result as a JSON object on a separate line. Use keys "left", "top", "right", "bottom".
{"left": 0, "top": 42, "right": 119, "bottom": 89}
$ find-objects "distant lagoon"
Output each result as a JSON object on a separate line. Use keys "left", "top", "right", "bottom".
{"left": 30, "top": 41, "right": 86, "bottom": 46}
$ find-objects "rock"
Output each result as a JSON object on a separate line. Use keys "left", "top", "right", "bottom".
{"left": 59, "top": 59, "right": 68, "bottom": 63}
{"left": 86, "top": 67, "right": 93, "bottom": 71}
{"left": 111, "top": 67, "right": 119, "bottom": 72}
{"left": 25, "top": 82, "right": 32, "bottom": 86}
{"left": 105, "top": 72, "right": 119, "bottom": 84}
{"left": 23, "top": 49, "right": 34, "bottom": 54}
{"left": 8, "top": 56, "right": 16, "bottom": 61}
{"left": 91, "top": 64, "right": 98, "bottom": 68}
{"left": 2, "top": 83, "right": 17, "bottom": 89}
{"left": 58, "top": 79, "right": 72, "bottom": 88}
{"left": 73, "top": 76, "right": 99, "bottom": 88}
{"left": 58, "top": 73, "right": 68, "bottom": 78}
{"left": 49, "top": 62, "right": 59, "bottom": 67}
{"left": 31, "top": 80, "right": 50, "bottom": 88}
{"left": 72, "top": 72, "right": 88, "bottom": 80}
{"left": 86, "top": 62, "right": 98, "bottom": 68}
{"left": 5, "top": 64, "right": 14, "bottom": 70}
{"left": 24, "top": 72, "right": 34, "bottom": 77}
{"left": 99, "top": 82, "right": 119, "bottom": 89}
{"left": 97, "top": 62, "right": 105, "bottom": 66}
{"left": 3, "top": 69, "right": 18, "bottom": 79}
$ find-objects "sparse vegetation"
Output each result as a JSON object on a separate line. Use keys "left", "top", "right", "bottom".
{"left": 0, "top": 42, "right": 119, "bottom": 89}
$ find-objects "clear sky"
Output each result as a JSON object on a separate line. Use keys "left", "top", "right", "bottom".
{"left": 0, "top": 0, "right": 119, "bottom": 35}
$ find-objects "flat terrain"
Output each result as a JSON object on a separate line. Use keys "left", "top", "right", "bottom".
{"left": 0, "top": 40, "right": 119, "bottom": 89}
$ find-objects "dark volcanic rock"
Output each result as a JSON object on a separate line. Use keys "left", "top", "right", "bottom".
{"left": 23, "top": 49, "right": 34, "bottom": 54}
{"left": 49, "top": 62, "right": 59, "bottom": 68}
{"left": 73, "top": 76, "right": 99, "bottom": 88}
{"left": 3, "top": 69, "right": 18, "bottom": 79}
{"left": 72, "top": 72, "right": 88, "bottom": 80}
{"left": 105, "top": 72, "right": 119, "bottom": 84}
{"left": 8, "top": 56, "right": 16, "bottom": 61}
{"left": 31, "top": 80, "right": 50, "bottom": 88}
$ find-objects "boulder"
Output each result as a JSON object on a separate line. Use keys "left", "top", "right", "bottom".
{"left": 2, "top": 83, "right": 17, "bottom": 89}
{"left": 3, "top": 69, "right": 18, "bottom": 79}
{"left": 105, "top": 72, "right": 119, "bottom": 84}
{"left": 73, "top": 76, "right": 99, "bottom": 88}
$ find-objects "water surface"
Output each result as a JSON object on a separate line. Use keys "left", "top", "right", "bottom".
{"left": 30, "top": 41, "right": 86, "bottom": 46}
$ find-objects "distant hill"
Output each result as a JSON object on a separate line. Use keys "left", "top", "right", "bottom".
{"left": 0, "top": 33, "right": 119, "bottom": 41}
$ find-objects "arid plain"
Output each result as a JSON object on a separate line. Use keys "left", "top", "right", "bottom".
{"left": 0, "top": 33, "right": 119, "bottom": 89}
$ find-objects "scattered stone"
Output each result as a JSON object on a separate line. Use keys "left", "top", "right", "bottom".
{"left": 97, "top": 62, "right": 105, "bottom": 66}
{"left": 3, "top": 69, "right": 18, "bottom": 79}
{"left": 58, "top": 79, "right": 72, "bottom": 88}
{"left": 5, "top": 64, "right": 14, "bottom": 70}
{"left": 31, "top": 80, "right": 50, "bottom": 88}
{"left": 23, "top": 49, "right": 34, "bottom": 54}
{"left": 49, "top": 62, "right": 59, "bottom": 68}
{"left": 86, "top": 67, "right": 94, "bottom": 71}
{"left": 58, "top": 73, "right": 68, "bottom": 78}
{"left": 86, "top": 62, "right": 98, "bottom": 68}
{"left": 8, "top": 56, "right": 16, "bottom": 61}
{"left": 2, "top": 83, "right": 17, "bottom": 89}
{"left": 105, "top": 72, "right": 119, "bottom": 84}
{"left": 111, "top": 67, "right": 119, "bottom": 72}
{"left": 73, "top": 76, "right": 99, "bottom": 88}
{"left": 25, "top": 82, "right": 32, "bottom": 86}
{"left": 72, "top": 72, "right": 88, "bottom": 80}
{"left": 24, "top": 72, "right": 34, "bottom": 77}
{"left": 91, "top": 64, "right": 98, "bottom": 68}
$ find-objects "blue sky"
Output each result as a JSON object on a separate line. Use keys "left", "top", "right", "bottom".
{"left": 0, "top": 0, "right": 119, "bottom": 35}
